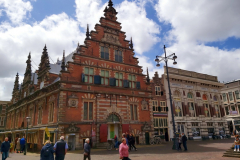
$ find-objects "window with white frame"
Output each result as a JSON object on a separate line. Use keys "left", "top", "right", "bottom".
{"left": 115, "top": 72, "right": 123, "bottom": 87}
{"left": 235, "top": 91, "right": 240, "bottom": 99}
{"left": 222, "top": 93, "right": 227, "bottom": 102}
{"left": 130, "top": 104, "right": 138, "bottom": 120}
{"left": 152, "top": 100, "right": 158, "bottom": 112}
{"left": 128, "top": 74, "right": 136, "bottom": 88}
{"left": 115, "top": 50, "right": 122, "bottom": 62}
{"left": 154, "top": 118, "right": 167, "bottom": 128}
{"left": 83, "top": 102, "right": 93, "bottom": 120}
{"left": 160, "top": 101, "right": 166, "bottom": 112}
{"left": 228, "top": 92, "right": 233, "bottom": 101}
{"left": 84, "top": 67, "right": 94, "bottom": 83}
{"left": 101, "top": 70, "right": 109, "bottom": 85}
{"left": 155, "top": 86, "right": 161, "bottom": 95}
{"left": 101, "top": 46, "right": 109, "bottom": 60}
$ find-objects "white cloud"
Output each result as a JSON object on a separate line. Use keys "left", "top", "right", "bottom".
{"left": 155, "top": 0, "right": 240, "bottom": 44}
{"left": 154, "top": 0, "right": 240, "bottom": 82}
{"left": 0, "top": 13, "right": 84, "bottom": 100}
{"left": 0, "top": 0, "right": 33, "bottom": 24}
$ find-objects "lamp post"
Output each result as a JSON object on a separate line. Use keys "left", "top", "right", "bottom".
{"left": 155, "top": 45, "right": 178, "bottom": 150}
{"left": 24, "top": 117, "right": 31, "bottom": 155}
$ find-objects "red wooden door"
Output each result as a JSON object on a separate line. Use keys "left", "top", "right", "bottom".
{"left": 122, "top": 124, "right": 129, "bottom": 134}
{"left": 99, "top": 124, "right": 108, "bottom": 142}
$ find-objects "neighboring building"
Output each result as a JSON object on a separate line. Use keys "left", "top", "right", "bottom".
{"left": 163, "top": 67, "right": 229, "bottom": 140}
{"left": 150, "top": 72, "right": 168, "bottom": 139}
{"left": 0, "top": 101, "right": 9, "bottom": 131}
{"left": 221, "top": 80, "right": 240, "bottom": 134}
{"left": 1, "top": 0, "right": 153, "bottom": 150}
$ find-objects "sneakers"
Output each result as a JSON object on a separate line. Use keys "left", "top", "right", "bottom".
{"left": 234, "top": 149, "right": 236, "bottom": 151}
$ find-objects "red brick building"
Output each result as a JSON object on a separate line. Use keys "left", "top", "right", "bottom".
{"left": 2, "top": 0, "right": 154, "bottom": 150}
{"left": 150, "top": 72, "right": 168, "bottom": 139}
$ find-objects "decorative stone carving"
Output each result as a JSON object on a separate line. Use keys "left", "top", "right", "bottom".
{"left": 49, "top": 95, "right": 55, "bottom": 102}
{"left": 141, "top": 99, "right": 148, "bottom": 110}
{"left": 65, "top": 123, "right": 80, "bottom": 133}
{"left": 141, "top": 122, "right": 151, "bottom": 131}
{"left": 101, "top": 33, "right": 122, "bottom": 46}
{"left": 68, "top": 93, "right": 79, "bottom": 107}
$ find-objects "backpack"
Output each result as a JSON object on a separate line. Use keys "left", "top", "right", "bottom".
{"left": 43, "top": 147, "right": 51, "bottom": 157}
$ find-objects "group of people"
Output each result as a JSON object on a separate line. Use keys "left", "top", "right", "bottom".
{"left": 177, "top": 133, "right": 188, "bottom": 151}
{"left": 114, "top": 132, "right": 137, "bottom": 151}
{"left": 118, "top": 132, "right": 138, "bottom": 160}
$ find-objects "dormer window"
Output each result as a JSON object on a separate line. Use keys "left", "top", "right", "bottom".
{"left": 101, "top": 46, "right": 109, "bottom": 60}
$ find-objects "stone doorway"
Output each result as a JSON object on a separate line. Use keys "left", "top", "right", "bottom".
{"left": 68, "top": 135, "right": 76, "bottom": 151}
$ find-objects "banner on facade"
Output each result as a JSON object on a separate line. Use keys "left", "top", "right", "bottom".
{"left": 230, "top": 111, "right": 238, "bottom": 115}
{"left": 45, "top": 127, "right": 50, "bottom": 138}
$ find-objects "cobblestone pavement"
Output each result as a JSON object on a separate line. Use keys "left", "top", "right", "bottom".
{"left": 7, "top": 138, "right": 236, "bottom": 160}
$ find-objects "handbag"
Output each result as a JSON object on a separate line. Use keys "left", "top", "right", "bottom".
{"left": 84, "top": 152, "right": 88, "bottom": 156}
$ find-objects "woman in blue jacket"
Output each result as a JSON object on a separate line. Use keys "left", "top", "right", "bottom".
{"left": 40, "top": 140, "right": 54, "bottom": 160}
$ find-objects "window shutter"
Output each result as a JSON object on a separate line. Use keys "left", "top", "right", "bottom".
{"left": 109, "top": 78, "right": 116, "bottom": 86}
{"left": 161, "top": 91, "right": 164, "bottom": 96}
{"left": 166, "top": 106, "right": 169, "bottom": 112}
{"left": 122, "top": 124, "right": 129, "bottom": 134}
{"left": 136, "top": 82, "right": 141, "bottom": 89}
{"left": 123, "top": 80, "right": 129, "bottom": 88}
{"left": 81, "top": 73, "right": 85, "bottom": 82}
{"left": 158, "top": 106, "right": 161, "bottom": 112}
{"left": 99, "top": 124, "right": 108, "bottom": 142}
{"left": 94, "top": 75, "right": 101, "bottom": 85}
{"left": 182, "top": 102, "right": 186, "bottom": 116}
{"left": 195, "top": 103, "right": 199, "bottom": 117}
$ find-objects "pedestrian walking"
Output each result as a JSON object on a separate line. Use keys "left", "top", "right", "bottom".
{"left": 16, "top": 138, "right": 21, "bottom": 153}
{"left": 1, "top": 137, "right": 10, "bottom": 160}
{"left": 14, "top": 137, "right": 18, "bottom": 153}
{"left": 83, "top": 138, "right": 91, "bottom": 160}
{"left": 129, "top": 134, "right": 137, "bottom": 151}
{"left": 114, "top": 135, "right": 119, "bottom": 150}
{"left": 182, "top": 133, "right": 188, "bottom": 151}
{"left": 178, "top": 134, "right": 182, "bottom": 151}
{"left": 20, "top": 136, "right": 25, "bottom": 153}
{"left": 119, "top": 138, "right": 131, "bottom": 160}
{"left": 54, "top": 136, "right": 68, "bottom": 160}
{"left": 40, "top": 140, "right": 54, "bottom": 160}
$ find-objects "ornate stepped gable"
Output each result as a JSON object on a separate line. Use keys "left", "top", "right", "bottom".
{"left": 13, "top": 73, "right": 19, "bottom": 93}
{"left": 72, "top": 0, "right": 140, "bottom": 70}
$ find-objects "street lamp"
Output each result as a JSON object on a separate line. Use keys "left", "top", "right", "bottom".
{"left": 24, "top": 117, "right": 31, "bottom": 155}
{"left": 155, "top": 45, "right": 178, "bottom": 150}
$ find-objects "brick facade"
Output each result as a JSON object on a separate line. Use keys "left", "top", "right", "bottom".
{"left": 2, "top": 0, "right": 153, "bottom": 150}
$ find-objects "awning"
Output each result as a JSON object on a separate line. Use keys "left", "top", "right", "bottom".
{"left": 0, "top": 127, "right": 57, "bottom": 134}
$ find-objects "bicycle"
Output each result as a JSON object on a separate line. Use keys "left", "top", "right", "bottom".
{"left": 150, "top": 136, "right": 162, "bottom": 145}
{"left": 107, "top": 139, "right": 115, "bottom": 150}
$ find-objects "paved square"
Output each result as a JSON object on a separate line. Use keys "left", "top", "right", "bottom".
{"left": 6, "top": 138, "right": 236, "bottom": 160}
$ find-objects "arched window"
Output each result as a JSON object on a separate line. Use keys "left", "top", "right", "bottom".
{"left": 202, "top": 94, "right": 210, "bottom": 117}
{"left": 174, "top": 90, "right": 180, "bottom": 98}
{"left": 187, "top": 93, "right": 193, "bottom": 99}
{"left": 187, "top": 92, "right": 195, "bottom": 117}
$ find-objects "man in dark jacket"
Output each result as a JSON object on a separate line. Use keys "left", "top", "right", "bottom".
{"left": 83, "top": 138, "right": 91, "bottom": 160}
{"left": 1, "top": 137, "right": 10, "bottom": 160}
{"left": 20, "top": 136, "right": 26, "bottom": 153}
{"left": 181, "top": 133, "right": 188, "bottom": 151}
{"left": 54, "top": 136, "right": 68, "bottom": 160}
{"left": 40, "top": 141, "right": 54, "bottom": 160}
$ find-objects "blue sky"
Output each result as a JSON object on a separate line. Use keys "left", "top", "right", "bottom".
{"left": 0, "top": 0, "right": 240, "bottom": 100}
